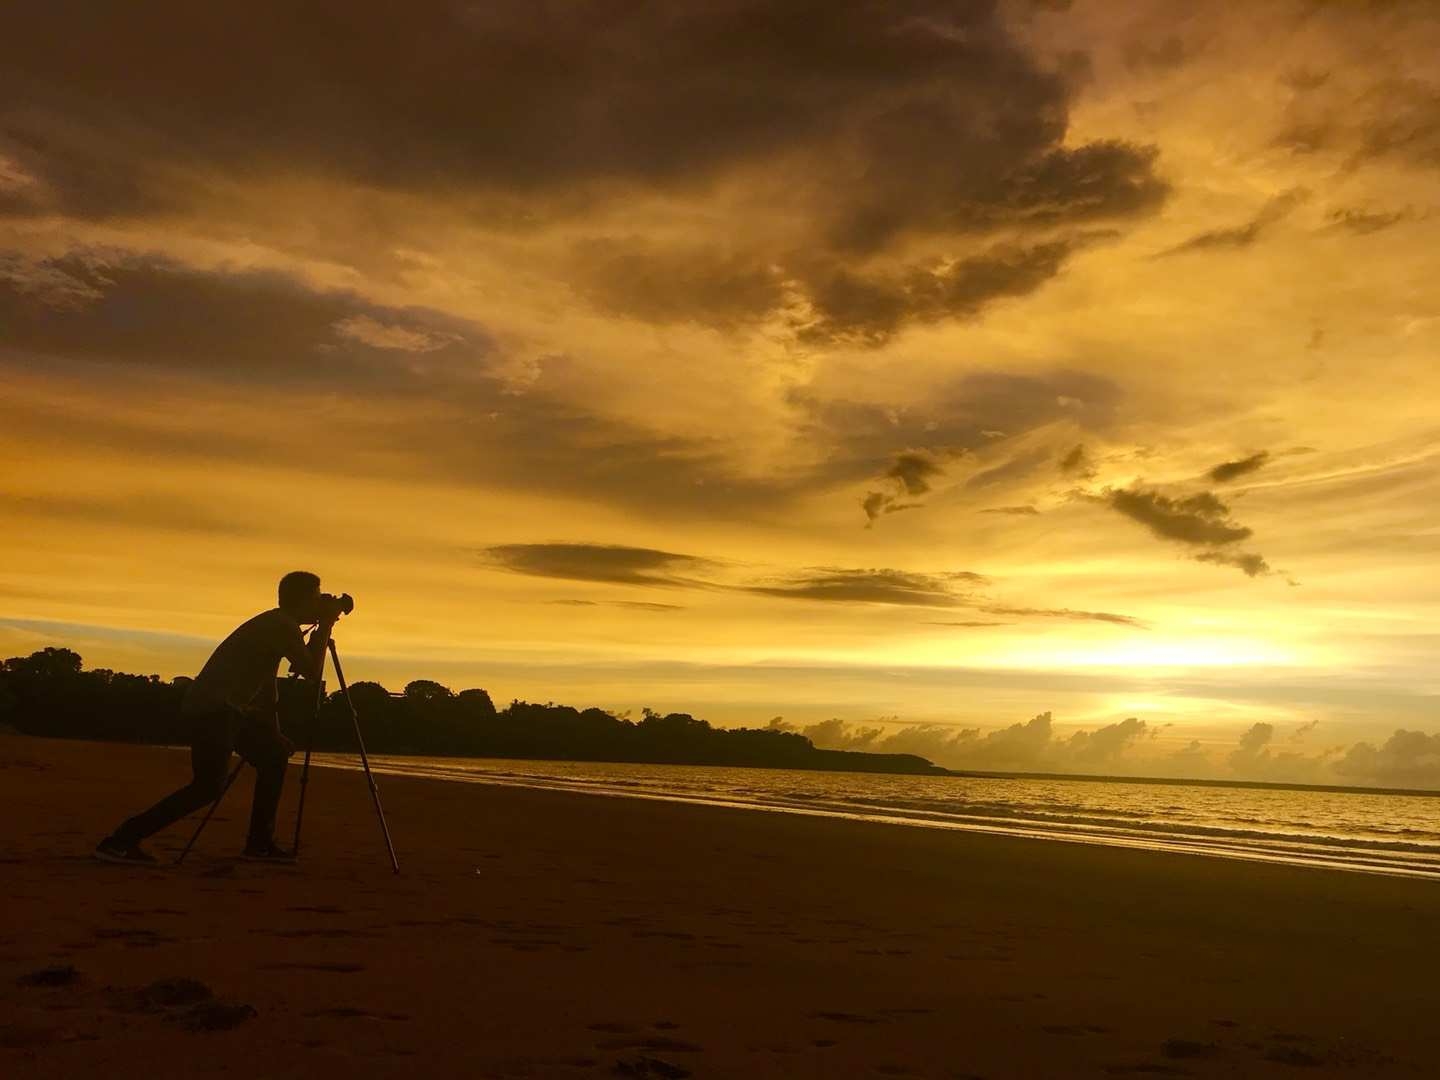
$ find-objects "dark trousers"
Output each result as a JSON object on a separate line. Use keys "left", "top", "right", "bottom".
{"left": 113, "top": 711, "right": 288, "bottom": 848}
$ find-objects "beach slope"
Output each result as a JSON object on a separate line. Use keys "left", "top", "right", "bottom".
{"left": 2, "top": 736, "right": 1434, "bottom": 1078}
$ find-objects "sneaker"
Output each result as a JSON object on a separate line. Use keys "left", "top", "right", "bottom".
{"left": 94, "top": 836, "right": 159, "bottom": 866}
{"left": 240, "top": 841, "right": 297, "bottom": 863}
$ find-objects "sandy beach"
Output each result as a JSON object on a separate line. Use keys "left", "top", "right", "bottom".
{"left": 2, "top": 735, "right": 1436, "bottom": 1078}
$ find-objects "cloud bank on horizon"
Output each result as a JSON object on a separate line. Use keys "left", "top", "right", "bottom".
{"left": 2, "top": 1, "right": 1438, "bottom": 779}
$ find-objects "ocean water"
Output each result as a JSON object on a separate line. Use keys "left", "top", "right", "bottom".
{"left": 313, "top": 754, "right": 1440, "bottom": 881}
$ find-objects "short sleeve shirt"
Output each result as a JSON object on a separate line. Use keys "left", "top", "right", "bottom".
{"left": 182, "top": 608, "right": 309, "bottom": 716}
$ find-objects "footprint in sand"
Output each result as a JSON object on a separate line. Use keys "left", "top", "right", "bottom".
{"left": 1161, "top": 1038, "right": 1220, "bottom": 1060}
{"left": 611, "top": 1057, "right": 691, "bottom": 1079}
{"left": 1264, "top": 1046, "right": 1325, "bottom": 1067}
{"left": 16, "top": 965, "right": 82, "bottom": 988}
{"left": 174, "top": 1002, "right": 257, "bottom": 1033}
{"left": 135, "top": 977, "right": 213, "bottom": 1009}
{"left": 105, "top": 977, "right": 256, "bottom": 1034}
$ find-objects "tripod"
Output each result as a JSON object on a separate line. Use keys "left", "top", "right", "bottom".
{"left": 175, "top": 638, "right": 399, "bottom": 873}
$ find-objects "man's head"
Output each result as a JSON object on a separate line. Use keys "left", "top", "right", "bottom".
{"left": 278, "top": 570, "right": 322, "bottom": 622}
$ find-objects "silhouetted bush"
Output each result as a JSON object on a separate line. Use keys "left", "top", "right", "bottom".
{"left": 0, "top": 646, "right": 943, "bottom": 776}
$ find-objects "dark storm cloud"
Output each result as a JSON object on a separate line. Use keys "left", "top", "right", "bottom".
{"left": 796, "top": 239, "right": 1085, "bottom": 345}
{"left": 483, "top": 543, "right": 713, "bottom": 588}
{"left": 1107, "top": 487, "right": 1252, "bottom": 546}
{"left": 744, "top": 568, "right": 986, "bottom": 607}
{"left": 575, "top": 235, "right": 1114, "bottom": 344}
{"left": 0, "top": 251, "right": 485, "bottom": 380}
{"left": 3, "top": 2, "right": 1166, "bottom": 336}
{"left": 1155, "top": 188, "right": 1310, "bottom": 257}
{"left": 568, "top": 239, "right": 784, "bottom": 329}
{"left": 1, "top": 2, "right": 1161, "bottom": 217}
{"left": 1207, "top": 451, "right": 1270, "bottom": 483}
{"left": 977, "top": 605, "right": 1146, "bottom": 628}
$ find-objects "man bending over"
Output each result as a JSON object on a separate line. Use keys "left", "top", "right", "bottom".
{"left": 96, "top": 571, "right": 337, "bottom": 865}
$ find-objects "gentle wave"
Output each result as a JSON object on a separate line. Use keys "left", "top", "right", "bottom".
{"left": 311, "top": 754, "right": 1440, "bottom": 881}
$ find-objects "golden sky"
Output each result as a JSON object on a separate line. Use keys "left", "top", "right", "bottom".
{"left": 3, "top": 1, "right": 1438, "bottom": 785}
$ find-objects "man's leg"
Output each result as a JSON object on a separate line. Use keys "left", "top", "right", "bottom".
{"left": 236, "top": 727, "right": 288, "bottom": 849}
{"left": 109, "top": 718, "right": 232, "bottom": 847}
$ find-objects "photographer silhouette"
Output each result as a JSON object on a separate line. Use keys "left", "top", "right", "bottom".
{"left": 96, "top": 571, "right": 339, "bottom": 865}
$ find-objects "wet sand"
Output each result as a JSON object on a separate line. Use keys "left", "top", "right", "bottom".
{"left": 2, "top": 734, "right": 1435, "bottom": 1078}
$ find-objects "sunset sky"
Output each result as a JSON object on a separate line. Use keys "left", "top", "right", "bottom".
{"left": 3, "top": 1, "right": 1438, "bottom": 786}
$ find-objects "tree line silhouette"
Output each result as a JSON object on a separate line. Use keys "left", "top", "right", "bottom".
{"left": 0, "top": 646, "right": 945, "bottom": 776}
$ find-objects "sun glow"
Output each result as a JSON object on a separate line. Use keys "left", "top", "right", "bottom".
{"left": 971, "top": 637, "right": 1305, "bottom": 671}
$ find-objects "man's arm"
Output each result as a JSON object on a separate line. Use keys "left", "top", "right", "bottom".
{"left": 285, "top": 617, "right": 337, "bottom": 683}
{"left": 270, "top": 616, "right": 336, "bottom": 755}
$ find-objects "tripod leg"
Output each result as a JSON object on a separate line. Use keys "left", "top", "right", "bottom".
{"left": 291, "top": 675, "right": 324, "bottom": 855}
{"left": 175, "top": 759, "right": 246, "bottom": 866}
{"left": 328, "top": 640, "right": 400, "bottom": 874}
{"left": 291, "top": 742, "right": 314, "bottom": 855}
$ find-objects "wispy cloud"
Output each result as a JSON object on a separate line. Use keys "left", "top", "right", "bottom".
{"left": 1207, "top": 451, "right": 1270, "bottom": 483}
{"left": 483, "top": 543, "right": 714, "bottom": 588}
{"left": 745, "top": 568, "right": 986, "bottom": 608}
{"left": 1155, "top": 188, "right": 1309, "bottom": 257}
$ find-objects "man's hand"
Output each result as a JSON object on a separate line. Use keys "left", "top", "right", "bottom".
{"left": 278, "top": 733, "right": 296, "bottom": 758}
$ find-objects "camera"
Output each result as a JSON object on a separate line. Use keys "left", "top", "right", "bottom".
{"left": 320, "top": 592, "right": 355, "bottom": 618}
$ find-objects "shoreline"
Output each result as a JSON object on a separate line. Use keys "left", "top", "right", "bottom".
{"left": 313, "top": 751, "right": 1440, "bottom": 882}
{"left": 4, "top": 735, "right": 1437, "bottom": 1078}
